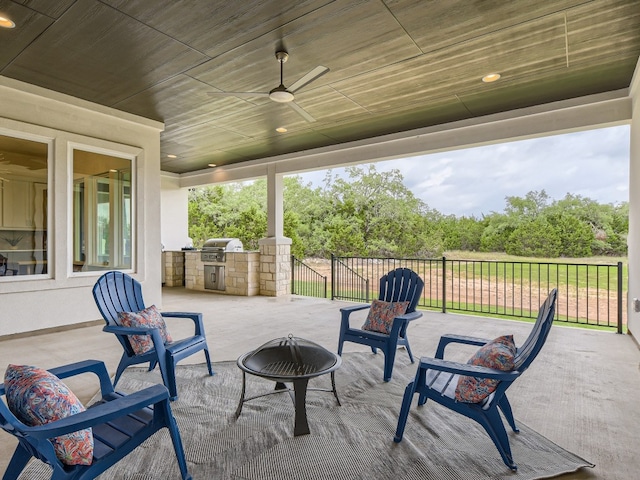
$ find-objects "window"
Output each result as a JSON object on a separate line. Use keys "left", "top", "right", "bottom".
{"left": 0, "top": 134, "right": 48, "bottom": 278}
{"left": 72, "top": 148, "right": 133, "bottom": 272}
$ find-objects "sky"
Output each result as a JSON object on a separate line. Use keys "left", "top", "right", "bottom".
{"left": 295, "top": 125, "right": 630, "bottom": 218}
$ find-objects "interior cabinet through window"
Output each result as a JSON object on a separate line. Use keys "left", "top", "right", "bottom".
{"left": 72, "top": 149, "right": 133, "bottom": 272}
{"left": 0, "top": 134, "right": 48, "bottom": 278}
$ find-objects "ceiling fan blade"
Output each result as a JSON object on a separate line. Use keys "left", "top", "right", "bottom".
{"left": 287, "top": 101, "right": 316, "bottom": 122}
{"left": 289, "top": 66, "right": 329, "bottom": 93}
{"left": 208, "top": 91, "right": 269, "bottom": 98}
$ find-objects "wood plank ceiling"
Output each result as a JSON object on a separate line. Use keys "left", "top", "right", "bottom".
{"left": 1, "top": 0, "right": 639, "bottom": 174}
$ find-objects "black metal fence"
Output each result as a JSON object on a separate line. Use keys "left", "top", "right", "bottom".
{"left": 291, "top": 255, "right": 625, "bottom": 332}
{"left": 291, "top": 256, "right": 327, "bottom": 299}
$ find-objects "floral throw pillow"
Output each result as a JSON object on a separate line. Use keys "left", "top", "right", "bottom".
{"left": 361, "top": 299, "right": 410, "bottom": 335}
{"left": 4, "top": 364, "right": 94, "bottom": 466}
{"left": 118, "top": 305, "right": 173, "bottom": 355}
{"left": 455, "top": 335, "right": 516, "bottom": 403}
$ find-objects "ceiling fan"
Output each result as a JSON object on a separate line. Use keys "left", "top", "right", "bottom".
{"left": 209, "top": 51, "right": 329, "bottom": 122}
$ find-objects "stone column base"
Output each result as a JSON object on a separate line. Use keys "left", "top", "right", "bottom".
{"left": 258, "top": 236, "right": 292, "bottom": 296}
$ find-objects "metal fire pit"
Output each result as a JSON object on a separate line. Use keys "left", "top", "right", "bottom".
{"left": 236, "top": 335, "right": 341, "bottom": 436}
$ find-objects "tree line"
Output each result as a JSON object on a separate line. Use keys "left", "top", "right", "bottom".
{"left": 188, "top": 164, "right": 628, "bottom": 259}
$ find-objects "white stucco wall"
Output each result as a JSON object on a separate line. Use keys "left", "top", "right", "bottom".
{"left": 0, "top": 77, "right": 164, "bottom": 337}
{"left": 627, "top": 59, "right": 640, "bottom": 339}
{"left": 160, "top": 174, "right": 189, "bottom": 251}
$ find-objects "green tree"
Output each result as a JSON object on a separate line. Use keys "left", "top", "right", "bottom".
{"left": 505, "top": 217, "right": 561, "bottom": 257}
{"left": 326, "top": 165, "right": 443, "bottom": 257}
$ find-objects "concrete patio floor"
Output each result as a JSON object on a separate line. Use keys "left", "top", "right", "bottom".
{"left": 1, "top": 286, "right": 639, "bottom": 478}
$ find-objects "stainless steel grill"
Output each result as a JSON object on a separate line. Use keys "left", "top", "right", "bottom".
{"left": 201, "top": 238, "right": 243, "bottom": 263}
{"left": 201, "top": 238, "right": 243, "bottom": 291}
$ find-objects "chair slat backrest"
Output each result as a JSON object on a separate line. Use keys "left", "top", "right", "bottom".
{"left": 513, "top": 288, "right": 557, "bottom": 372}
{"left": 92, "top": 271, "right": 146, "bottom": 327}
{"left": 379, "top": 268, "right": 424, "bottom": 314}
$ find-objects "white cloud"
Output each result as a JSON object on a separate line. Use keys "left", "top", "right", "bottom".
{"left": 295, "top": 125, "right": 630, "bottom": 217}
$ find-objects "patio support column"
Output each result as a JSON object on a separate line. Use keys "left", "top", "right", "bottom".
{"left": 627, "top": 57, "right": 640, "bottom": 338}
{"left": 259, "top": 165, "right": 291, "bottom": 296}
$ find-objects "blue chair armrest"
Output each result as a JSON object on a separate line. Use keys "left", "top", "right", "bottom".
{"left": 22, "top": 384, "right": 170, "bottom": 440}
{"left": 435, "top": 333, "right": 491, "bottom": 359}
{"left": 339, "top": 304, "right": 371, "bottom": 329}
{"left": 161, "top": 312, "right": 205, "bottom": 336}
{"left": 103, "top": 325, "right": 167, "bottom": 356}
{"left": 48, "top": 360, "right": 114, "bottom": 398}
{"left": 418, "top": 357, "right": 520, "bottom": 381}
{"left": 339, "top": 304, "right": 371, "bottom": 314}
{"left": 388, "top": 310, "right": 422, "bottom": 337}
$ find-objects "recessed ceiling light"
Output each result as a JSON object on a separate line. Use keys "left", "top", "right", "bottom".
{"left": 276, "top": 127, "right": 288, "bottom": 133}
{"left": 208, "top": 163, "right": 217, "bottom": 168}
{"left": 0, "top": 16, "right": 15, "bottom": 28}
{"left": 167, "top": 154, "right": 177, "bottom": 158}
{"left": 482, "top": 73, "right": 501, "bottom": 83}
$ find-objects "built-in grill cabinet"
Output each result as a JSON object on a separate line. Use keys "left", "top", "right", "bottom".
{"left": 200, "top": 238, "right": 243, "bottom": 291}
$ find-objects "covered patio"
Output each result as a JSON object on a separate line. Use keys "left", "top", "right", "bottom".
{"left": 1, "top": 287, "right": 637, "bottom": 478}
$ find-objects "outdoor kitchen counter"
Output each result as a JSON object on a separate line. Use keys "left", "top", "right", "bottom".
{"left": 184, "top": 250, "right": 261, "bottom": 296}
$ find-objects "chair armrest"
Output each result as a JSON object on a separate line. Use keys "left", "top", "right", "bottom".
{"left": 0, "top": 360, "right": 114, "bottom": 399}
{"left": 339, "top": 304, "right": 371, "bottom": 329}
{"left": 388, "top": 310, "right": 422, "bottom": 337}
{"left": 23, "top": 384, "right": 170, "bottom": 440}
{"left": 103, "top": 325, "right": 167, "bottom": 357}
{"left": 47, "top": 360, "right": 114, "bottom": 398}
{"left": 161, "top": 312, "right": 205, "bottom": 336}
{"left": 395, "top": 310, "right": 422, "bottom": 323}
{"left": 435, "top": 333, "right": 491, "bottom": 359}
{"left": 418, "top": 357, "right": 520, "bottom": 381}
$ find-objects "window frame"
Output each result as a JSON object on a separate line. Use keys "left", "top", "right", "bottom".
{"left": 69, "top": 142, "right": 136, "bottom": 276}
{"left": 0, "top": 127, "right": 52, "bottom": 282}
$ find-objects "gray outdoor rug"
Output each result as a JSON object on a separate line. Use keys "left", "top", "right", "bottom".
{"left": 19, "top": 352, "right": 593, "bottom": 479}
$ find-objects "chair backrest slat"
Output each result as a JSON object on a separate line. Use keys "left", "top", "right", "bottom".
{"left": 513, "top": 288, "right": 557, "bottom": 372}
{"left": 379, "top": 268, "right": 424, "bottom": 313}
{"left": 93, "top": 271, "right": 146, "bottom": 326}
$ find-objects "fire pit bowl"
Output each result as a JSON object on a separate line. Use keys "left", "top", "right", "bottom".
{"left": 236, "top": 335, "right": 341, "bottom": 436}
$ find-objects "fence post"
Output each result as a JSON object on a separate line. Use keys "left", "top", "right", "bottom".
{"left": 442, "top": 256, "right": 447, "bottom": 313}
{"left": 617, "top": 261, "right": 623, "bottom": 334}
{"left": 331, "top": 253, "right": 336, "bottom": 300}
{"left": 291, "top": 255, "right": 295, "bottom": 294}
{"left": 365, "top": 279, "right": 370, "bottom": 303}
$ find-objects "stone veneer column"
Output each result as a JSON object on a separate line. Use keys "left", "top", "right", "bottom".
{"left": 258, "top": 236, "right": 292, "bottom": 296}
{"left": 163, "top": 251, "right": 184, "bottom": 287}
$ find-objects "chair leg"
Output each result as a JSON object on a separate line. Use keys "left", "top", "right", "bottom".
{"left": 371, "top": 346, "right": 378, "bottom": 354}
{"left": 477, "top": 408, "right": 517, "bottom": 471}
{"left": 161, "top": 399, "right": 192, "bottom": 480}
{"left": 383, "top": 344, "right": 398, "bottom": 382}
{"left": 157, "top": 356, "right": 178, "bottom": 401}
{"left": 393, "top": 381, "right": 417, "bottom": 442}
{"left": 3, "top": 445, "right": 31, "bottom": 480}
{"left": 165, "top": 358, "right": 178, "bottom": 401}
{"left": 204, "top": 348, "right": 214, "bottom": 376}
{"left": 403, "top": 337, "right": 415, "bottom": 363}
{"left": 498, "top": 396, "right": 519, "bottom": 432}
{"left": 148, "top": 359, "right": 158, "bottom": 372}
{"left": 113, "top": 358, "right": 129, "bottom": 387}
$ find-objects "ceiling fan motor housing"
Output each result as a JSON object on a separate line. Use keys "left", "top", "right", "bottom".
{"left": 269, "top": 85, "right": 294, "bottom": 102}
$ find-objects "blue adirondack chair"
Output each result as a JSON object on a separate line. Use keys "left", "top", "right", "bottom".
{"left": 394, "top": 288, "right": 558, "bottom": 471}
{"left": 92, "top": 271, "right": 213, "bottom": 400}
{"left": 337, "top": 268, "right": 424, "bottom": 381}
{"left": 0, "top": 359, "right": 191, "bottom": 480}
